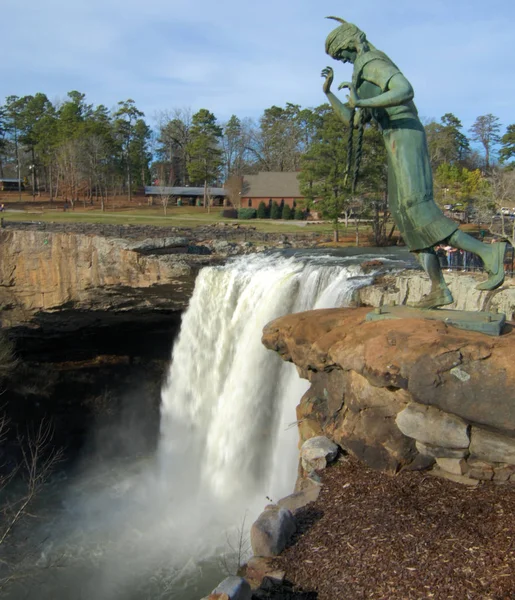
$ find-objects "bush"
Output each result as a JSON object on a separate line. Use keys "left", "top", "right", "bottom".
{"left": 281, "top": 204, "right": 293, "bottom": 220}
{"left": 221, "top": 208, "right": 238, "bottom": 219}
{"left": 257, "top": 201, "right": 268, "bottom": 219}
{"left": 238, "top": 208, "right": 257, "bottom": 220}
{"left": 270, "top": 201, "right": 281, "bottom": 219}
{"left": 294, "top": 209, "right": 305, "bottom": 220}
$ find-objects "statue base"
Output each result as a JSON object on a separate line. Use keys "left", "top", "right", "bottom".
{"left": 365, "top": 305, "right": 506, "bottom": 336}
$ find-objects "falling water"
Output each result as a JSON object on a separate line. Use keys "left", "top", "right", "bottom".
{"left": 159, "top": 252, "right": 383, "bottom": 527}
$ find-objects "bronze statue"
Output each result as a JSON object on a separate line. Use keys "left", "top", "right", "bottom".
{"left": 322, "top": 18, "right": 506, "bottom": 309}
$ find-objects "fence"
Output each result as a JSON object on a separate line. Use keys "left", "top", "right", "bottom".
{"left": 437, "top": 244, "right": 515, "bottom": 278}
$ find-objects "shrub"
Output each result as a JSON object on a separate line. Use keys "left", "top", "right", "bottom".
{"left": 257, "top": 201, "right": 268, "bottom": 219}
{"left": 281, "top": 204, "right": 293, "bottom": 220}
{"left": 294, "top": 209, "right": 305, "bottom": 220}
{"left": 270, "top": 201, "right": 281, "bottom": 219}
{"left": 238, "top": 208, "right": 257, "bottom": 220}
{"left": 221, "top": 208, "right": 238, "bottom": 219}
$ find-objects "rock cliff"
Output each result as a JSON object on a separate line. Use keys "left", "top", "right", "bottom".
{"left": 263, "top": 307, "right": 515, "bottom": 483}
{"left": 0, "top": 229, "right": 212, "bottom": 327}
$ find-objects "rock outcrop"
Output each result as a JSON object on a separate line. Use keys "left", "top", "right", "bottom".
{"left": 357, "top": 270, "right": 515, "bottom": 320}
{"left": 0, "top": 229, "right": 213, "bottom": 327}
{"left": 262, "top": 307, "right": 515, "bottom": 483}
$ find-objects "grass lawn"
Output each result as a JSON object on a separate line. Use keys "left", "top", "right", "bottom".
{"left": 1, "top": 205, "right": 374, "bottom": 239}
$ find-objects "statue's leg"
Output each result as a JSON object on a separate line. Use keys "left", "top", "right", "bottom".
{"left": 447, "top": 230, "right": 506, "bottom": 291}
{"left": 408, "top": 249, "right": 454, "bottom": 309}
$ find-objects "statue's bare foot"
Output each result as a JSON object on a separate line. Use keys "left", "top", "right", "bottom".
{"left": 408, "top": 288, "right": 453, "bottom": 310}
{"left": 476, "top": 242, "right": 507, "bottom": 291}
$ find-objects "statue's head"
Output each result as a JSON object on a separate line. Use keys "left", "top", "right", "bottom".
{"left": 325, "top": 17, "right": 369, "bottom": 63}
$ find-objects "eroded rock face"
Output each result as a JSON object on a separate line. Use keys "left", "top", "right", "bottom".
{"left": 262, "top": 307, "right": 515, "bottom": 481}
{"left": 0, "top": 229, "right": 210, "bottom": 326}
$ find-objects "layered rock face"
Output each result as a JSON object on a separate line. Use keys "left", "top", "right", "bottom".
{"left": 0, "top": 229, "right": 210, "bottom": 327}
{"left": 263, "top": 308, "right": 515, "bottom": 483}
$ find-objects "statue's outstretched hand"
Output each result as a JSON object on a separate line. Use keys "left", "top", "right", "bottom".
{"left": 338, "top": 82, "right": 360, "bottom": 108}
{"left": 321, "top": 67, "right": 334, "bottom": 94}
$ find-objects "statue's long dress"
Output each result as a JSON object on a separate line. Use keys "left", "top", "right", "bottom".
{"left": 353, "top": 51, "right": 458, "bottom": 251}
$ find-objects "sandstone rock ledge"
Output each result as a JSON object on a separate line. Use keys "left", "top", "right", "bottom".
{"left": 262, "top": 307, "right": 515, "bottom": 482}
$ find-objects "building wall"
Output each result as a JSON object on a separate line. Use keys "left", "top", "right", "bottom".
{"left": 240, "top": 197, "right": 300, "bottom": 209}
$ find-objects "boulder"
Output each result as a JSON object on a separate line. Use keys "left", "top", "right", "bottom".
{"left": 277, "top": 486, "right": 321, "bottom": 513}
{"left": 211, "top": 576, "right": 251, "bottom": 600}
{"left": 300, "top": 436, "right": 339, "bottom": 472}
{"left": 250, "top": 506, "right": 296, "bottom": 557}
{"left": 396, "top": 403, "right": 470, "bottom": 449}
{"left": 470, "top": 427, "right": 515, "bottom": 465}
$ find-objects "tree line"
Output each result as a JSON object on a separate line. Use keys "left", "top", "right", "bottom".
{"left": 0, "top": 91, "right": 513, "bottom": 229}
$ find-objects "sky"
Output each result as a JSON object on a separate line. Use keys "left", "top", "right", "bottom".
{"left": 1, "top": 0, "right": 514, "bottom": 134}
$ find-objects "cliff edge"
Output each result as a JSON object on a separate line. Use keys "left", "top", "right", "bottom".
{"left": 263, "top": 307, "right": 515, "bottom": 483}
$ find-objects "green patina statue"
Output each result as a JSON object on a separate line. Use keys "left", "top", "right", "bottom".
{"left": 322, "top": 17, "right": 506, "bottom": 309}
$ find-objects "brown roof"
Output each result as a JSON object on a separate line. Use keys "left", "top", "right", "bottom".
{"left": 241, "top": 172, "right": 302, "bottom": 198}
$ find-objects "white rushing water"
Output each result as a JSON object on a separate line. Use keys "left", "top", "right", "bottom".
{"left": 158, "top": 252, "right": 380, "bottom": 534}
{"left": 5, "top": 250, "right": 408, "bottom": 600}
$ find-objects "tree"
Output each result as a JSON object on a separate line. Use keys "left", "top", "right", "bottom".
{"left": 113, "top": 99, "right": 145, "bottom": 202}
{"left": 270, "top": 201, "right": 281, "bottom": 219}
{"left": 221, "top": 115, "right": 252, "bottom": 180}
{"left": 281, "top": 203, "right": 293, "bottom": 220}
{"left": 500, "top": 124, "right": 515, "bottom": 166}
{"left": 250, "top": 103, "right": 306, "bottom": 172}
{"left": 154, "top": 108, "right": 192, "bottom": 185}
{"left": 257, "top": 201, "right": 267, "bottom": 219}
{"left": 469, "top": 114, "right": 501, "bottom": 170}
{"left": 298, "top": 107, "right": 349, "bottom": 241}
{"left": 425, "top": 113, "right": 469, "bottom": 169}
{"left": 187, "top": 109, "right": 223, "bottom": 208}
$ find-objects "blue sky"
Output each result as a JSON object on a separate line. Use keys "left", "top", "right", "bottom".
{"left": 1, "top": 0, "right": 514, "bottom": 133}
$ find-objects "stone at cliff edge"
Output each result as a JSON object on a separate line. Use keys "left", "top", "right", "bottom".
{"left": 262, "top": 307, "right": 515, "bottom": 476}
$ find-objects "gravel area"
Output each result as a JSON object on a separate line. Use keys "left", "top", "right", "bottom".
{"left": 276, "top": 457, "right": 515, "bottom": 600}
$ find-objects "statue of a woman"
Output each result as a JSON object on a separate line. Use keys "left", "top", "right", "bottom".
{"left": 322, "top": 17, "right": 506, "bottom": 309}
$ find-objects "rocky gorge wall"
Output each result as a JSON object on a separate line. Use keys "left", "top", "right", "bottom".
{"left": 0, "top": 228, "right": 210, "bottom": 327}
{"left": 263, "top": 308, "right": 515, "bottom": 485}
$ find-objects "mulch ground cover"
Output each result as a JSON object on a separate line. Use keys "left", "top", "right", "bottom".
{"left": 275, "top": 456, "right": 515, "bottom": 600}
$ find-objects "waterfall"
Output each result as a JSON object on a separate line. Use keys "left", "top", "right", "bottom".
{"left": 159, "top": 252, "right": 379, "bottom": 513}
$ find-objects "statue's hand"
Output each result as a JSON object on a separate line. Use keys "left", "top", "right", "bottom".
{"left": 338, "top": 82, "right": 360, "bottom": 108}
{"left": 321, "top": 67, "right": 334, "bottom": 94}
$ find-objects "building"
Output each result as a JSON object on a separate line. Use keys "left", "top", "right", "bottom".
{"left": 0, "top": 178, "right": 24, "bottom": 192}
{"left": 144, "top": 186, "right": 227, "bottom": 206}
{"left": 235, "top": 172, "right": 304, "bottom": 209}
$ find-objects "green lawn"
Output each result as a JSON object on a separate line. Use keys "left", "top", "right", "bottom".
{"left": 1, "top": 207, "right": 371, "bottom": 237}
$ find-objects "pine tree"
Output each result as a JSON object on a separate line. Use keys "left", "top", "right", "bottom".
{"left": 187, "top": 109, "right": 223, "bottom": 208}
{"left": 281, "top": 203, "right": 292, "bottom": 219}
{"left": 270, "top": 200, "right": 281, "bottom": 219}
{"left": 257, "top": 201, "right": 268, "bottom": 218}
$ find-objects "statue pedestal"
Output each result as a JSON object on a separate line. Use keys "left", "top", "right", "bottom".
{"left": 366, "top": 305, "right": 506, "bottom": 336}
